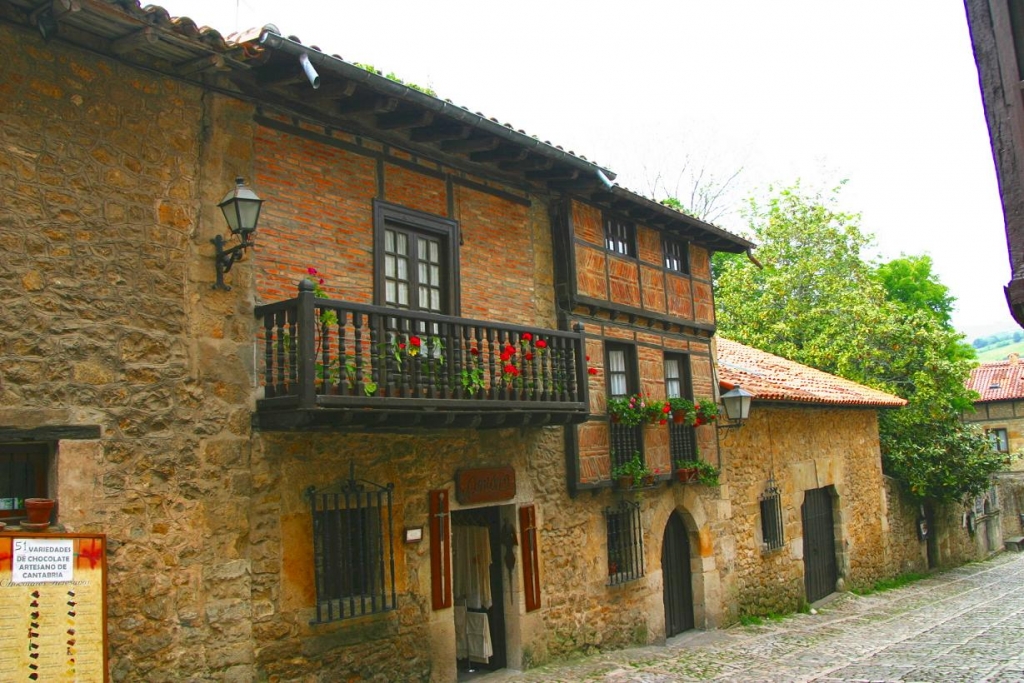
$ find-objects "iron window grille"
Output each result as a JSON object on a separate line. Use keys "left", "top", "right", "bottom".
{"left": 664, "top": 354, "right": 697, "bottom": 463}
{"left": 607, "top": 343, "right": 642, "bottom": 469}
{"left": 610, "top": 423, "right": 643, "bottom": 470}
{"left": 663, "top": 238, "right": 690, "bottom": 274}
{"left": 308, "top": 465, "right": 396, "bottom": 624}
{"left": 604, "top": 215, "right": 636, "bottom": 258}
{"left": 760, "top": 479, "right": 785, "bottom": 551}
{"left": 605, "top": 500, "right": 644, "bottom": 585}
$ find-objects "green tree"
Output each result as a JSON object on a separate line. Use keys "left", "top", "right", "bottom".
{"left": 715, "top": 182, "right": 1007, "bottom": 505}
{"left": 874, "top": 255, "right": 955, "bottom": 325}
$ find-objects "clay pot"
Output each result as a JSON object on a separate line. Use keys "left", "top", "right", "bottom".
{"left": 25, "top": 498, "right": 55, "bottom": 527}
{"left": 675, "top": 468, "right": 698, "bottom": 484}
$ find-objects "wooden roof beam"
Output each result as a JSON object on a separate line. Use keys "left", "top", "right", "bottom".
{"left": 470, "top": 145, "right": 529, "bottom": 163}
{"left": 410, "top": 123, "right": 472, "bottom": 143}
{"left": 441, "top": 136, "right": 500, "bottom": 153}
{"left": 525, "top": 167, "right": 579, "bottom": 181}
{"left": 375, "top": 109, "right": 434, "bottom": 130}
{"left": 110, "top": 26, "right": 159, "bottom": 56}
{"left": 335, "top": 96, "right": 399, "bottom": 115}
{"left": 175, "top": 53, "right": 225, "bottom": 77}
{"left": 499, "top": 157, "right": 553, "bottom": 172}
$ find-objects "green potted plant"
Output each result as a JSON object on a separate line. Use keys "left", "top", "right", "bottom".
{"left": 645, "top": 398, "right": 671, "bottom": 425}
{"left": 611, "top": 451, "right": 652, "bottom": 488}
{"left": 695, "top": 398, "right": 719, "bottom": 426}
{"left": 668, "top": 397, "right": 696, "bottom": 425}
{"left": 694, "top": 459, "right": 720, "bottom": 486}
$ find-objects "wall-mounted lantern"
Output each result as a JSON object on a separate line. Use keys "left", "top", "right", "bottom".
{"left": 212, "top": 177, "right": 263, "bottom": 290}
{"left": 719, "top": 385, "right": 754, "bottom": 429}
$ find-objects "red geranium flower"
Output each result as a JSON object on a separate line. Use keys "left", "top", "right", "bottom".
{"left": 536, "top": 340, "right": 547, "bottom": 349}
{"left": 410, "top": 336, "right": 421, "bottom": 347}
{"left": 470, "top": 347, "right": 480, "bottom": 356}
{"left": 504, "top": 344, "right": 516, "bottom": 355}
{"left": 503, "top": 364, "right": 518, "bottom": 376}
{"left": 500, "top": 350, "right": 512, "bottom": 362}
{"left": 307, "top": 267, "right": 318, "bottom": 275}
{"left": 588, "top": 367, "right": 599, "bottom": 375}
{"left": 522, "top": 332, "right": 532, "bottom": 341}
{"left": 662, "top": 404, "right": 671, "bottom": 414}
{"left": 525, "top": 352, "right": 534, "bottom": 361}
{"left": 585, "top": 354, "right": 590, "bottom": 361}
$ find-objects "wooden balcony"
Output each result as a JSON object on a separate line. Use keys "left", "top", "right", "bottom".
{"left": 253, "top": 283, "right": 590, "bottom": 431}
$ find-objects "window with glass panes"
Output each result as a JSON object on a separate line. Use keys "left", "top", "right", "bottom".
{"left": 664, "top": 238, "right": 689, "bottom": 274}
{"left": 383, "top": 226, "right": 444, "bottom": 313}
{"left": 374, "top": 200, "right": 459, "bottom": 315}
{"left": 987, "top": 428, "right": 1009, "bottom": 453}
{"left": 604, "top": 215, "right": 636, "bottom": 257}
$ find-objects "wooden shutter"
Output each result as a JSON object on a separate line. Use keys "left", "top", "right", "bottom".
{"left": 429, "top": 489, "right": 452, "bottom": 609}
{"left": 519, "top": 504, "right": 541, "bottom": 612}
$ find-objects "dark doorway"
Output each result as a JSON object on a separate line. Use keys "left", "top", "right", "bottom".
{"left": 801, "top": 487, "right": 838, "bottom": 603}
{"left": 662, "top": 510, "right": 695, "bottom": 636}
{"left": 452, "top": 506, "right": 506, "bottom": 675}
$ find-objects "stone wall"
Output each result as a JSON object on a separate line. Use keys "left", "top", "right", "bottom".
{"left": 0, "top": 22, "right": 262, "bottom": 681}
{"left": 719, "top": 404, "right": 889, "bottom": 616}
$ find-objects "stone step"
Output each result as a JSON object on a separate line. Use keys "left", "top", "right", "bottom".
{"left": 1005, "top": 536, "right": 1024, "bottom": 552}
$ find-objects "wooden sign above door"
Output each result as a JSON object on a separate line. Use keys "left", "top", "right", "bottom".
{"left": 455, "top": 467, "right": 516, "bottom": 505}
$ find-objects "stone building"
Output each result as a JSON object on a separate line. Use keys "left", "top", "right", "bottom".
{"left": 964, "top": 357, "right": 1024, "bottom": 548}
{"left": 714, "top": 339, "right": 908, "bottom": 615}
{"left": 0, "top": 1, "right": 936, "bottom": 680}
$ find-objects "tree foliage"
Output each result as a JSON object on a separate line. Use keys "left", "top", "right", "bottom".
{"left": 715, "top": 182, "right": 1006, "bottom": 504}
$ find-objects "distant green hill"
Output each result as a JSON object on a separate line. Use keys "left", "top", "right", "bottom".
{"left": 976, "top": 339, "right": 1024, "bottom": 362}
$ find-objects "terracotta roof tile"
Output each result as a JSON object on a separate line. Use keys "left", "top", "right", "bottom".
{"left": 966, "top": 357, "right": 1024, "bottom": 402}
{"left": 716, "top": 338, "right": 905, "bottom": 408}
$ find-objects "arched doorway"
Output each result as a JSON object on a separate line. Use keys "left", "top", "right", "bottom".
{"left": 662, "top": 510, "right": 694, "bottom": 636}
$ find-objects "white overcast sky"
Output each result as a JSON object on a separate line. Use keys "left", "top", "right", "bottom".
{"left": 159, "top": 0, "right": 1016, "bottom": 340}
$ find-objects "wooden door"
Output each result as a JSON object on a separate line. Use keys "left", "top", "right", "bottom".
{"left": 662, "top": 511, "right": 694, "bottom": 636}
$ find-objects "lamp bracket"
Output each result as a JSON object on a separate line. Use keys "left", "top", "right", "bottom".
{"left": 212, "top": 234, "right": 250, "bottom": 290}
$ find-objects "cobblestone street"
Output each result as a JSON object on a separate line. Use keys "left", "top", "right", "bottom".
{"left": 482, "top": 552, "right": 1024, "bottom": 682}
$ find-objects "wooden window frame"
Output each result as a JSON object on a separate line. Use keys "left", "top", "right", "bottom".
{"left": 665, "top": 353, "right": 698, "bottom": 463}
{"left": 373, "top": 199, "right": 461, "bottom": 315}
{"left": 607, "top": 343, "right": 642, "bottom": 470}
{"left": 663, "top": 237, "right": 690, "bottom": 275}
{"left": 604, "top": 214, "right": 636, "bottom": 258}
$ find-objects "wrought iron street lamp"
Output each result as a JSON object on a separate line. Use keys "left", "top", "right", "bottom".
{"left": 719, "top": 385, "right": 754, "bottom": 429}
{"left": 212, "top": 177, "right": 263, "bottom": 290}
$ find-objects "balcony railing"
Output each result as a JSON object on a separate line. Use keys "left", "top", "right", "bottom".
{"left": 253, "top": 282, "right": 589, "bottom": 431}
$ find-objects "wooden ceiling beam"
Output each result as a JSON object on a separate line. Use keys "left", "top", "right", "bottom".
{"left": 175, "top": 53, "right": 225, "bottom": 77}
{"left": 548, "top": 178, "right": 599, "bottom": 192}
{"left": 525, "top": 167, "right": 578, "bottom": 181}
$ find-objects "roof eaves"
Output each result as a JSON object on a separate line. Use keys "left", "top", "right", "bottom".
{"left": 257, "top": 30, "right": 618, "bottom": 182}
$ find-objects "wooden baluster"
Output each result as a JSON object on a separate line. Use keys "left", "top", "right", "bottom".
{"left": 352, "top": 311, "right": 363, "bottom": 397}
{"left": 284, "top": 308, "right": 296, "bottom": 395}
{"left": 263, "top": 313, "right": 276, "bottom": 398}
{"left": 368, "top": 312, "right": 381, "bottom": 398}
{"left": 485, "top": 327, "right": 498, "bottom": 400}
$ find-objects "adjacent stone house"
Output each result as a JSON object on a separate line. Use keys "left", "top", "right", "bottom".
{"left": 0, "top": 2, "right": 929, "bottom": 680}
{"left": 964, "top": 357, "right": 1024, "bottom": 548}
{"left": 714, "top": 339, "right": 908, "bottom": 615}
